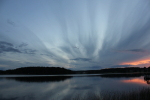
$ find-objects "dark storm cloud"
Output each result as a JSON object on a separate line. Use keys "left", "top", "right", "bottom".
{"left": 0, "top": 41, "right": 21, "bottom": 53}
{"left": 70, "top": 58, "right": 91, "bottom": 61}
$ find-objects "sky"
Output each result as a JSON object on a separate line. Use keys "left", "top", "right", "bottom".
{"left": 0, "top": 0, "right": 150, "bottom": 70}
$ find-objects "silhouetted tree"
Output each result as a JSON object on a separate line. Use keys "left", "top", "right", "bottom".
{"left": 3, "top": 67, "right": 75, "bottom": 75}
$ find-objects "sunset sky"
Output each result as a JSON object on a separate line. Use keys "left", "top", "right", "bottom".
{"left": 0, "top": 0, "right": 150, "bottom": 70}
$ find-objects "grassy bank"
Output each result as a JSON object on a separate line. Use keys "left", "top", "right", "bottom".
{"left": 71, "top": 88, "right": 150, "bottom": 100}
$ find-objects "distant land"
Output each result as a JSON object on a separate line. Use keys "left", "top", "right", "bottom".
{"left": 0, "top": 66, "right": 150, "bottom": 75}
{"left": 0, "top": 67, "right": 74, "bottom": 75}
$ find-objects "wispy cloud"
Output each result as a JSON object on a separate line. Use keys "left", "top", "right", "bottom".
{"left": 110, "top": 65, "right": 131, "bottom": 68}
{"left": 115, "top": 49, "right": 149, "bottom": 55}
{"left": 0, "top": 41, "right": 36, "bottom": 54}
{"left": 1, "top": 0, "right": 150, "bottom": 69}
{"left": 22, "top": 49, "right": 37, "bottom": 54}
{"left": 126, "top": 49, "right": 147, "bottom": 52}
{"left": 70, "top": 58, "right": 91, "bottom": 61}
{"left": 18, "top": 43, "right": 28, "bottom": 48}
{"left": 0, "top": 41, "right": 21, "bottom": 53}
{"left": 7, "top": 19, "right": 16, "bottom": 26}
{"left": 86, "top": 66, "right": 102, "bottom": 70}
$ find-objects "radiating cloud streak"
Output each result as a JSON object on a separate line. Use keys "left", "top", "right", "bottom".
{"left": 116, "top": 49, "right": 150, "bottom": 55}
{"left": 0, "top": 0, "right": 150, "bottom": 70}
{"left": 70, "top": 58, "right": 91, "bottom": 62}
{"left": 120, "top": 49, "right": 147, "bottom": 53}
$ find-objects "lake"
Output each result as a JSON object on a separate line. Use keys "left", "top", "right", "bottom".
{"left": 0, "top": 74, "right": 150, "bottom": 100}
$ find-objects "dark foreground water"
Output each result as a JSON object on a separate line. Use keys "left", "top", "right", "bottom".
{"left": 0, "top": 74, "right": 150, "bottom": 100}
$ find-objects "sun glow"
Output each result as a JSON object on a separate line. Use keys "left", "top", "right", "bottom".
{"left": 120, "top": 59, "right": 150, "bottom": 66}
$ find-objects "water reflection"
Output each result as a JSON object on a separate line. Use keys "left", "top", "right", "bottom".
{"left": 100, "top": 73, "right": 143, "bottom": 78}
{"left": 0, "top": 76, "right": 72, "bottom": 100}
{"left": 118, "top": 75, "right": 150, "bottom": 85}
{"left": 0, "top": 74, "right": 150, "bottom": 100}
{"left": 122, "top": 78, "right": 146, "bottom": 85}
{"left": 100, "top": 74, "right": 150, "bottom": 85}
{"left": 5, "top": 76, "right": 73, "bottom": 82}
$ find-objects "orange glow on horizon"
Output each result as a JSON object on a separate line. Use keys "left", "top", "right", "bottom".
{"left": 122, "top": 78, "right": 146, "bottom": 85}
{"left": 120, "top": 59, "right": 150, "bottom": 66}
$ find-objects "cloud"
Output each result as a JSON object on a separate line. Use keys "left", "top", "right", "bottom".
{"left": 124, "top": 49, "right": 147, "bottom": 53}
{"left": 120, "top": 59, "right": 150, "bottom": 66}
{"left": 18, "top": 43, "right": 28, "bottom": 48}
{"left": 116, "top": 49, "right": 148, "bottom": 54}
{"left": 127, "top": 49, "right": 147, "bottom": 52}
{"left": 7, "top": 19, "right": 16, "bottom": 26}
{"left": 40, "top": 54, "right": 53, "bottom": 57}
{"left": 1, "top": 0, "right": 150, "bottom": 69}
{"left": 110, "top": 65, "right": 131, "bottom": 68}
{"left": 0, "top": 41, "right": 36, "bottom": 54}
{"left": 70, "top": 58, "right": 91, "bottom": 61}
{"left": 0, "top": 41, "right": 21, "bottom": 53}
{"left": 22, "top": 49, "right": 37, "bottom": 54}
{"left": 0, "top": 41, "right": 13, "bottom": 46}
{"left": 1, "top": 47, "right": 21, "bottom": 53}
{"left": 86, "top": 66, "right": 102, "bottom": 70}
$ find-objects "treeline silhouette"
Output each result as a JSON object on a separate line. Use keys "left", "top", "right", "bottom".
{"left": 1, "top": 66, "right": 150, "bottom": 75}
{"left": 76, "top": 67, "right": 150, "bottom": 74}
{"left": 100, "top": 73, "right": 145, "bottom": 78}
{"left": 0, "top": 67, "right": 74, "bottom": 75}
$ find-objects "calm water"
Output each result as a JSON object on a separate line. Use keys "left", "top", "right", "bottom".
{"left": 0, "top": 74, "right": 150, "bottom": 100}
